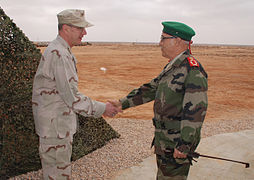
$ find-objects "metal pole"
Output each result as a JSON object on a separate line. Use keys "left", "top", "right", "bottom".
{"left": 190, "top": 152, "right": 250, "bottom": 168}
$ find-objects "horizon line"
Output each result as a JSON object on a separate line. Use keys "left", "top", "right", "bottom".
{"left": 33, "top": 41, "right": 254, "bottom": 47}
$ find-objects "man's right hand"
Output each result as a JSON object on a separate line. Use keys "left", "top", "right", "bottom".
{"left": 103, "top": 101, "right": 122, "bottom": 118}
{"left": 108, "top": 100, "right": 122, "bottom": 109}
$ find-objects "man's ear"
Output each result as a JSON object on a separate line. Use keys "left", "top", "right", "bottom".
{"left": 62, "top": 24, "right": 70, "bottom": 33}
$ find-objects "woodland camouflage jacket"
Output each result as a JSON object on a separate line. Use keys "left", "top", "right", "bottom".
{"left": 120, "top": 50, "right": 208, "bottom": 161}
{"left": 32, "top": 35, "right": 105, "bottom": 138}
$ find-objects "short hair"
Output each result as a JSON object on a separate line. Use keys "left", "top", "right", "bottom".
{"left": 184, "top": 40, "right": 189, "bottom": 45}
{"left": 58, "top": 24, "right": 64, "bottom": 31}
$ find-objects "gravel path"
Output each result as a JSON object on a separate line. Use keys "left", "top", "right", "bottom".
{"left": 10, "top": 116, "right": 254, "bottom": 180}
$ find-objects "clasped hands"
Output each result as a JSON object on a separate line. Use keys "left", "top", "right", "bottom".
{"left": 103, "top": 100, "right": 122, "bottom": 118}
{"left": 103, "top": 100, "right": 187, "bottom": 158}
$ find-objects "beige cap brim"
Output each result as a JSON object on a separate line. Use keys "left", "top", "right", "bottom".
{"left": 72, "top": 21, "right": 94, "bottom": 28}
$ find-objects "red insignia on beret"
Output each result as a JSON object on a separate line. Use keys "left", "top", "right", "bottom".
{"left": 187, "top": 57, "right": 199, "bottom": 67}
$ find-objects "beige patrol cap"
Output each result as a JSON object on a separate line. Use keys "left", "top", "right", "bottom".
{"left": 57, "top": 9, "right": 93, "bottom": 28}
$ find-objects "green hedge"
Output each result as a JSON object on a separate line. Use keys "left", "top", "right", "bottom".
{"left": 0, "top": 8, "right": 119, "bottom": 179}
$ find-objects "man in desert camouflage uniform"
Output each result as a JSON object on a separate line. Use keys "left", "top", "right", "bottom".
{"left": 111, "top": 21, "right": 208, "bottom": 179}
{"left": 32, "top": 9, "right": 120, "bottom": 180}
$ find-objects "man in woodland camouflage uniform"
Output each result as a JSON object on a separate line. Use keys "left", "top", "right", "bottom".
{"left": 111, "top": 21, "right": 208, "bottom": 179}
{"left": 32, "top": 9, "right": 120, "bottom": 180}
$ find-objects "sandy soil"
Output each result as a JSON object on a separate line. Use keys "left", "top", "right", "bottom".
{"left": 65, "top": 43, "right": 254, "bottom": 122}
{"left": 13, "top": 44, "right": 253, "bottom": 180}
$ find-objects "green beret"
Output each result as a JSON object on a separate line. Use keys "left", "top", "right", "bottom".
{"left": 162, "top": 21, "right": 195, "bottom": 41}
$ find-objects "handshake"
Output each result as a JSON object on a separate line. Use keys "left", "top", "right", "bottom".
{"left": 103, "top": 100, "right": 123, "bottom": 118}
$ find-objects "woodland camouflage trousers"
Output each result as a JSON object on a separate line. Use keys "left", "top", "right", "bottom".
{"left": 39, "top": 136, "right": 73, "bottom": 180}
{"left": 156, "top": 154, "right": 190, "bottom": 180}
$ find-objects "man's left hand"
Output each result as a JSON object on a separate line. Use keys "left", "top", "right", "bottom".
{"left": 173, "top": 148, "right": 187, "bottom": 158}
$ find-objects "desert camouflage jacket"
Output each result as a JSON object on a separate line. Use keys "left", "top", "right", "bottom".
{"left": 120, "top": 50, "right": 208, "bottom": 160}
{"left": 32, "top": 35, "right": 105, "bottom": 138}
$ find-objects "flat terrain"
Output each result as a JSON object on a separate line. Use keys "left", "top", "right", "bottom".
{"left": 67, "top": 43, "right": 254, "bottom": 122}
{"left": 15, "top": 44, "right": 254, "bottom": 180}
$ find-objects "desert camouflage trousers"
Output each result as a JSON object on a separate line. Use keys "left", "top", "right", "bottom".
{"left": 39, "top": 136, "right": 73, "bottom": 180}
{"left": 156, "top": 155, "right": 190, "bottom": 180}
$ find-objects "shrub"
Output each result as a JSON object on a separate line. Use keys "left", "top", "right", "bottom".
{"left": 0, "top": 7, "right": 119, "bottom": 178}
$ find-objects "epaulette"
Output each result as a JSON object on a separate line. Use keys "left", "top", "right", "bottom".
{"left": 187, "top": 57, "right": 199, "bottom": 67}
{"left": 186, "top": 56, "right": 208, "bottom": 78}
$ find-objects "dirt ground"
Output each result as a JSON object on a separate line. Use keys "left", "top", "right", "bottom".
{"left": 41, "top": 44, "right": 254, "bottom": 122}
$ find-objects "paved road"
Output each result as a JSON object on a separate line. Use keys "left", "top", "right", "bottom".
{"left": 112, "top": 129, "right": 254, "bottom": 180}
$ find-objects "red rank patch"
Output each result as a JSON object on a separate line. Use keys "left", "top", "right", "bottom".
{"left": 187, "top": 57, "right": 199, "bottom": 67}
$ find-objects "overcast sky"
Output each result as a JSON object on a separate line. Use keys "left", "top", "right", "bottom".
{"left": 1, "top": 0, "right": 254, "bottom": 45}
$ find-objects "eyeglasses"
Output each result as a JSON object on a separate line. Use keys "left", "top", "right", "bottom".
{"left": 160, "top": 35, "right": 176, "bottom": 41}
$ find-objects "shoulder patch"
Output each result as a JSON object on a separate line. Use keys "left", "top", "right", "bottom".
{"left": 187, "top": 57, "right": 199, "bottom": 67}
